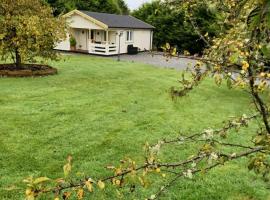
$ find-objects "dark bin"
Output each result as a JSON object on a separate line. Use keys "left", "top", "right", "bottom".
{"left": 127, "top": 45, "right": 139, "bottom": 55}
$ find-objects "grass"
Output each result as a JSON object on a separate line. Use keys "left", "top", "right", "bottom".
{"left": 0, "top": 54, "right": 269, "bottom": 199}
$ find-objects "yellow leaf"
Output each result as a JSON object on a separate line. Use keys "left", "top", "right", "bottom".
{"left": 155, "top": 168, "right": 161, "bottom": 173}
{"left": 139, "top": 177, "right": 144, "bottom": 185}
{"left": 25, "top": 188, "right": 32, "bottom": 196}
{"left": 260, "top": 72, "right": 266, "bottom": 77}
{"left": 63, "top": 156, "right": 72, "bottom": 177}
{"left": 26, "top": 194, "right": 35, "bottom": 200}
{"left": 97, "top": 180, "right": 105, "bottom": 190}
{"left": 63, "top": 192, "right": 72, "bottom": 199}
{"left": 241, "top": 61, "right": 249, "bottom": 71}
{"left": 115, "top": 179, "right": 121, "bottom": 186}
{"left": 165, "top": 43, "right": 170, "bottom": 50}
{"left": 106, "top": 165, "right": 115, "bottom": 170}
{"left": 85, "top": 181, "right": 93, "bottom": 192}
{"left": 25, "top": 188, "right": 35, "bottom": 200}
{"left": 184, "top": 50, "right": 190, "bottom": 56}
{"left": 115, "top": 168, "right": 122, "bottom": 175}
{"left": 77, "top": 188, "right": 84, "bottom": 200}
{"left": 171, "top": 48, "right": 177, "bottom": 56}
{"left": 33, "top": 177, "right": 50, "bottom": 184}
{"left": 63, "top": 163, "right": 72, "bottom": 177}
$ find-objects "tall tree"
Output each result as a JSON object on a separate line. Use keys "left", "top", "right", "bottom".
{"left": 0, "top": 0, "right": 66, "bottom": 68}
{"left": 46, "top": 0, "right": 129, "bottom": 16}
{"left": 132, "top": 0, "right": 221, "bottom": 54}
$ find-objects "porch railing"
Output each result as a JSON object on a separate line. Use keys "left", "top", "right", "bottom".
{"left": 89, "top": 43, "right": 117, "bottom": 55}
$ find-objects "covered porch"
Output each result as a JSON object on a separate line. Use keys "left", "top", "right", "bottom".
{"left": 70, "top": 28, "right": 118, "bottom": 55}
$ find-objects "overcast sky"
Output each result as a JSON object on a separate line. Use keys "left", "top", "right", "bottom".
{"left": 125, "top": 0, "right": 150, "bottom": 10}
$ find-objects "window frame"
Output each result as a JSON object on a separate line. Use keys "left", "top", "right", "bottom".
{"left": 126, "top": 30, "right": 133, "bottom": 42}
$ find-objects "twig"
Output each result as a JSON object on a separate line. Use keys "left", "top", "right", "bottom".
{"left": 151, "top": 146, "right": 265, "bottom": 199}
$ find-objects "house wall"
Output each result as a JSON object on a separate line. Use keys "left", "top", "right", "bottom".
{"left": 109, "top": 32, "right": 117, "bottom": 44}
{"left": 116, "top": 29, "right": 153, "bottom": 54}
{"left": 55, "top": 33, "right": 70, "bottom": 51}
{"left": 134, "top": 30, "right": 152, "bottom": 51}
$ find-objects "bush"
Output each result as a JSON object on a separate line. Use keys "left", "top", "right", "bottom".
{"left": 69, "top": 36, "right": 77, "bottom": 47}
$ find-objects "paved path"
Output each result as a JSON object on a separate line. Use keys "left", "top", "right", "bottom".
{"left": 110, "top": 52, "right": 198, "bottom": 70}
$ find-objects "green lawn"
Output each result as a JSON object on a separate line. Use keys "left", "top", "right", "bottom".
{"left": 0, "top": 54, "right": 269, "bottom": 199}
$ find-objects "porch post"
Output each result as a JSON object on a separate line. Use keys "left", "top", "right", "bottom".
{"left": 89, "top": 29, "right": 91, "bottom": 53}
{"left": 106, "top": 30, "right": 109, "bottom": 54}
{"left": 106, "top": 30, "right": 109, "bottom": 44}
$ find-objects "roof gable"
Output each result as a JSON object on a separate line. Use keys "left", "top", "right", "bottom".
{"left": 78, "top": 10, "right": 154, "bottom": 29}
{"left": 63, "top": 10, "right": 108, "bottom": 29}
{"left": 67, "top": 13, "right": 105, "bottom": 30}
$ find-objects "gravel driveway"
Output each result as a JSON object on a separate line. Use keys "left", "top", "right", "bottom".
{"left": 110, "top": 52, "right": 197, "bottom": 70}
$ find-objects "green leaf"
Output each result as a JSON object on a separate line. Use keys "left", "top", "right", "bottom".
{"left": 229, "top": 52, "right": 239, "bottom": 64}
{"left": 227, "top": 78, "right": 232, "bottom": 89}
{"left": 247, "top": 6, "right": 261, "bottom": 30}
{"left": 261, "top": 44, "right": 270, "bottom": 59}
{"left": 33, "top": 177, "right": 50, "bottom": 185}
{"left": 254, "top": 135, "right": 265, "bottom": 145}
{"left": 264, "top": 1, "right": 270, "bottom": 28}
{"left": 0, "top": 34, "right": 5, "bottom": 40}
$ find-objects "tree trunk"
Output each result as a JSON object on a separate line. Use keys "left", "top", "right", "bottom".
{"left": 15, "top": 49, "right": 22, "bottom": 69}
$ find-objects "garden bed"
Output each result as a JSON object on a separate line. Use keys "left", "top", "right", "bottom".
{"left": 0, "top": 64, "right": 57, "bottom": 77}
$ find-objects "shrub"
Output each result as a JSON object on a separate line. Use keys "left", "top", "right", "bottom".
{"left": 69, "top": 36, "right": 77, "bottom": 47}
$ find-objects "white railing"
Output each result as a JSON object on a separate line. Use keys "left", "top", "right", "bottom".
{"left": 89, "top": 43, "right": 117, "bottom": 55}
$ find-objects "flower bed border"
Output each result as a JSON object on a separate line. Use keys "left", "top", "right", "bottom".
{"left": 0, "top": 64, "right": 58, "bottom": 77}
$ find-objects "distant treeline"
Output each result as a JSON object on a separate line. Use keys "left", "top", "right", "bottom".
{"left": 132, "top": 0, "right": 222, "bottom": 54}
{"left": 45, "top": 0, "right": 129, "bottom": 16}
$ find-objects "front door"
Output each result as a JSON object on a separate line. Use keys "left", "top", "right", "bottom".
{"left": 95, "top": 30, "right": 102, "bottom": 43}
{"left": 76, "top": 29, "right": 88, "bottom": 51}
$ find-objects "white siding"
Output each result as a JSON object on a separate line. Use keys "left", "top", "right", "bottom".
{"left": 55, "top": 33, "right": 70, "bottom": 51}
{"left": 67, "top": 14, "right": 103, "bottom": 30}
{"left": 115, "top": 29, "right": 152, "bottom": 54}
{"left": 108, "top": 32, "right": 117, "bottom": 44}
{"left": 133, "top": 30, "right": 152, "bottom": 51}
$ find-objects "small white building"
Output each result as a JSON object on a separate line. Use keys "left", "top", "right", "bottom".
{"left": 55, "top": 10, "right": 154, "bottom": 56}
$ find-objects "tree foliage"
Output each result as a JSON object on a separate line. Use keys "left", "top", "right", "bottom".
{"left": 45, "top": 0, "right": 129, "bottom": 16}
{"left": 0, "top": 0, "right": 66, "bottom": 68}
{"left": 132, "top": 0, "right": 222, "bottom": 54}
{"left": 22, "top": 0, "right": 270, "bottom": 199}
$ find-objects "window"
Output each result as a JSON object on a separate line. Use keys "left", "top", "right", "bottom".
{"left": 91, "top": 30, "right": 94, "bottom": 40}
{"left": 104, "top": 31, "right": 107, "bottom": 41}
{"left": 126, "top": 30, "right": 133, "bottom": 42}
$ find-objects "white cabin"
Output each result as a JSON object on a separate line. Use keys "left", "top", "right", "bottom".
{"left": 55, "top": 10, "right": 154, "bottom": 56}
